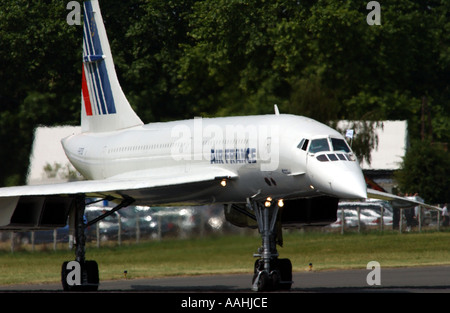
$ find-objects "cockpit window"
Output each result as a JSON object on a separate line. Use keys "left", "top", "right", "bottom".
{"left": 309, "top": 138, "right": 330, "bottom": 154}
{"left": 331, "top": 138, "right": 351, "bottom": 153}
{"left": 297, "top": 139, "right": 309, "bottom": 151}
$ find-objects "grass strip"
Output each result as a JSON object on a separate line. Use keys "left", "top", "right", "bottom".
{"left": 1, "top": 230, "right": 450, "bottom": 286}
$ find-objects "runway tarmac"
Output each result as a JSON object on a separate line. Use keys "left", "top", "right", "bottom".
{"left": 1, "top": 266, "right": 450, "bottom": 293}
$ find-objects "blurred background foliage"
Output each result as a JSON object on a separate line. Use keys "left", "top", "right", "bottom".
{"left": 0, "top": 0, "right": 448, "bottom": 202}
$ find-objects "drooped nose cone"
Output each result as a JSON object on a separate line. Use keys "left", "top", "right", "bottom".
{"left": 329, "top": 170, "right": 367, "bottom": 199}
{"left": 308, "top": 156, "right": 367, "bottom": 199}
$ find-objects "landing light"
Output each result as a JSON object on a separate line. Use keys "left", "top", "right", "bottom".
{"left": 309, "top": 185, "right": 315, "bottom": 190}
{"left": 277, "top": 199, "right": 284, "bottom": 207}
{"left": 220, "top": 179, "right": 227, "bottom": 187}
{"left": 265, "top": 197, "right": 272, "bottom": 207}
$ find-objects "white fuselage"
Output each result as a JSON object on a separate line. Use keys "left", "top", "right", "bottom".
{"left": 62, "top": 114, "right": 367, "bottom": 205}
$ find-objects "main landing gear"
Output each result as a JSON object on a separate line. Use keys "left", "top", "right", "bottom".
{"left": 61, "top": 195, "right": 99, "bottom": 291}
{"left": 247, "top": 198, "right": 293, "bottom": 291}
{"left": 59, "top": 194, "right": 290, "bottom": 291}
{"left": 61, "top": 195, "right": 133, "bottom": 291}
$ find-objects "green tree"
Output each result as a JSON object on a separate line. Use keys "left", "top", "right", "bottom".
{"left": 0, "top": 0, "right": 448, "bottom": 186}
{"left": 178, "top": 0, "right": 296, "bottom": 117}
{"left": 101, "top": 0, "right": 196, "bottom": 122}
{"left": 395, "top": 140, "right": 450, "bottom": 204}
{"left": 0, "top": 0, "right": 81, "bottom": 186}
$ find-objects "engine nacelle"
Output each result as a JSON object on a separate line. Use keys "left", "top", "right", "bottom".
{"left": 280, "top": 196, "right": 338, "bottom": 227}
{"left": 224, "top": 196, "right": 338, "bottom": 229}
{"left": 0, "top": 196, "right": 73, "bottom": 231}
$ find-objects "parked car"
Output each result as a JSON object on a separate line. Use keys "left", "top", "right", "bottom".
{"left": 361, "top": 208, "right": 393, "bottom": 226}
{"left": 330, "top": 200, "right": 395, "bottom": 228}
{"left": 330, "top": 209, "right": 379, "bottom": 228}
{"left": 84, "top": 203, "right": 160, "bottom": 241}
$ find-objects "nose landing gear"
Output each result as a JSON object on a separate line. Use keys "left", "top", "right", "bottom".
{"left": 247, "top": 198, "right": 293, "bottom": 291}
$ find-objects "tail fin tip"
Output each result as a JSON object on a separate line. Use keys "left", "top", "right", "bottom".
{"left": 81, "top": 0, "right": 143, "bottom": 133}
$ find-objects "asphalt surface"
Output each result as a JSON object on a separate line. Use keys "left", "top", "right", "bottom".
{"left": 1, "top": 266, "right": 450, "bottom": 293}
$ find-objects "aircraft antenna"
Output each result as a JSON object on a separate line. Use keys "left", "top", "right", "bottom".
{"left": 274, "top": 104, "right": 280, "bottom": 115}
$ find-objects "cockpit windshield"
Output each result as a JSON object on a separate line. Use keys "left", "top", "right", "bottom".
{"left": 308, "top": 138, "right": 330, "bottom": 154}
{"left": 331, "top": 138, "right": 351, "bottom": 153}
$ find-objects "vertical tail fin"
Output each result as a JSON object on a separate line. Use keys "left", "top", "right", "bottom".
{"left": 81, "top": 0, "right": 143, "bottom": 133}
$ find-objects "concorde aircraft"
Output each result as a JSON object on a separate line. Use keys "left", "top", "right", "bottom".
{"left": 0, "top": 0, "right": 438, "bottom": 291}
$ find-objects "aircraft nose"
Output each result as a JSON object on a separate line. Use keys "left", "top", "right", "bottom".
{"left": 309, "top": 160, "right": 367, "bottom": 199}
{"left": 330, "top": 171, "right": 367, "bottom": 199}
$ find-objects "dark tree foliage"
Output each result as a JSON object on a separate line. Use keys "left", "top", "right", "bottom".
{"left": 395, "top": 140, "right": 450, "bottom": 204}
{"left": 0, "top": 0, "right": 448, "bottom": 190}
{"left": 0, "top": 0, "right": 81, "bottom": 185}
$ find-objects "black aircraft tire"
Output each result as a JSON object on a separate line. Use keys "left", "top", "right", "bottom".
{"left": 61, "top": 260, "right": 99, "bottom": 291}
{"left": 278, "top": 258, "right": 292, "bottom": 290}
{"left": 61, "top": 261, "right": 70, "bottom": 291}
{"left": 256, "top": 270, "right": 270, "bottom": 292}
{"left": 84, "top": 260, "right": 99, "bottom": 291}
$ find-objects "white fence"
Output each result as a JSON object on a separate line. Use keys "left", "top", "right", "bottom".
{"left": 1, "top": 202, "right": 446, "bottom": 252}
{"left": 333, "top": 204, "right": 444, "bottom": 234}
{"left": 1, "top": 204, "right": 238, "bottom": 252}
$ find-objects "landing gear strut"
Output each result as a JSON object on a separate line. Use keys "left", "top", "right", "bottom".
{"left": 61, "top": 195, "right": 99, "bottom": 291}
{"left": 247, "top": 198, "right": 292, "bottom": 291}
{"left": 61, "top": 195, "right": 134, "bottom": 291}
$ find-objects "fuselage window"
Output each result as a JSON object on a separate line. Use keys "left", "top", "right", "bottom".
{"left": 309, "top": 138, "right": 330, "bottom": 154}
{"left": 331, "top": 138, "right": 351, "bottom": 153}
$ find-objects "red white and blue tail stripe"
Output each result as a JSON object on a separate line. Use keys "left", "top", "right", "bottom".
{"left": 82, "top": 0, "right": 115, "bottom": 116}
{"left": 81, "top": 0, "right": 142, "bottom": 133}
